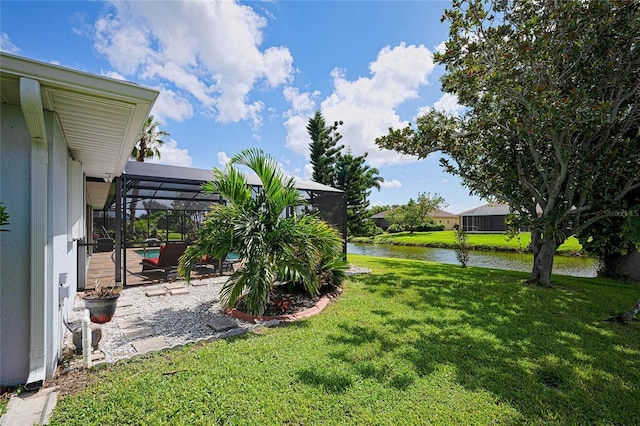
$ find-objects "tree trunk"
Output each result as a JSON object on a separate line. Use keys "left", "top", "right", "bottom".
{"left": 528, "top": 229, "right": 557, "bottom": 287}
{"left": 129, "top": 199, "right": 137, "bottom": 235}
{"left": 599, "top": 247, "right": 640, "bottom": 282}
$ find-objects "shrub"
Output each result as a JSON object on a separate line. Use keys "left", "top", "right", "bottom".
{"left": 387, "top": 224, "right": 405, "bottom": 233}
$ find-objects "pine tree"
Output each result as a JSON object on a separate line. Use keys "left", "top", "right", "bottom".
{"left": 307, "top": 110, "right": 343, "bottom": 186}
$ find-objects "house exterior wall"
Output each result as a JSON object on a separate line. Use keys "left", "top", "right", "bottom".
{"left": 0, "top": 104, "right": 32, "bottom": 386}
{"left": 46, "top": 111, "right": 80, "bottom": 378}
{"left": 0, "top": 107, "right": 81, "bottom": 387}
{"left": 433, "top": 215, "right": 460, "bottom": 231}
{"left": 371, "top": 217, "right": 390, "bottom": 231}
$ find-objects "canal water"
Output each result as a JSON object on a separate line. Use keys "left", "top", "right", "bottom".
{"left": 347, "top": 242, "right": 599, "bottom": 278}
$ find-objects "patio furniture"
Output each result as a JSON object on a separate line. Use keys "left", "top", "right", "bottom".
{"left": 141, "top": 241, "right": 188, "bottom": 281}
{"left": 200, "top": 254, "right": 234, "bottom": 274}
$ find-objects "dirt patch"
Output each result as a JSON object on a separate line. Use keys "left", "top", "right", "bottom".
{"left": 43, "top": 349, "right": 100, "bottom": 396}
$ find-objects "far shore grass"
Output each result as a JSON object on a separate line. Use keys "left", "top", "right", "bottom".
{"left": 48, "top": 255, "right": 638, "bottom": 425}
{"left": 352, "top": 230, "right": 585, "bottom": 255}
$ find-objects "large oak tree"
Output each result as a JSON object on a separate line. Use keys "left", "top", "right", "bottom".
{"left": 377, "top": 0, "right": 640, "bottom": 286}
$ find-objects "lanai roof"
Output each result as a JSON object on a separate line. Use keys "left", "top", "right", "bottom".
{"left": 460, "top": 203, "right": 510, "bottom": 216}
{"left": 114, "top": 161, "right": 343, "bottom": 210}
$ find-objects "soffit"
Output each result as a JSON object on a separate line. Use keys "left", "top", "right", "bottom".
{"left": 0, "top": 53, "right": 158, "bottom": 181}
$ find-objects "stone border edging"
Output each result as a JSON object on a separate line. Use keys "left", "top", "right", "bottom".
{"left": 226, "top": 290, "right": 341, "bottom": 322}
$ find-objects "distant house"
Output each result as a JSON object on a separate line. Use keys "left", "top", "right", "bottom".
{"left": 459, "top": 203, "right": 510, "bottom": 232}
{"left": 0, "top": 53, "right": 158, "bottom": 389}
{"left": 370, "top": 211, "right": 390, "bottom": 230}
{"left": 369, "top": 209, "right": 459, "bottom": 231}
{"left": 431, "top": 209, "right": 460, "bottom": 231}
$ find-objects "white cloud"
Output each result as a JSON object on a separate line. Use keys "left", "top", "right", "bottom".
{"left": 217, "top": 151, "right": 232, "bottom": 166}
{"left": 146, "top": 139, "right": 192, "bottom": 167}
{"left": 0, "top": 32, "right": 20, "bottom": 54}
{"left": 435, "top": 40, "right": 447, "bottom": 54}
{"left": 93, "top": 1, "right": 293, "bottom": 128}
{"left": 303, "top": 163, "right": 314, "bottom": 180}
{"left": 100, "top": 70, "right": 127, "bottom": 81}
{"left": 284, "top": 43, "right": 435, "bottom": 167}
{"left": 283, "top": 87, "right": 319, "bottom": 156}
{"left": 380, "top": 179, "right": 402, "bottom": 189}
{"left": 152, "top": 88, "right": 194, "bottom": 123}
{"left": 416, "top": 93, "right": 464, "bottom": 120}
{"left": 433, "top": 93, "right": 463, "bottom": 116}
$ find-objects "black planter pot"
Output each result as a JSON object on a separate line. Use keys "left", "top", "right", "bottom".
{"left": 83, "top": 295, "right": 120, "bottom": 324}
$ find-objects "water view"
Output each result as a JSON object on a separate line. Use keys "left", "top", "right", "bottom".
{"left": 347, "top": 242, "right": 599, "bottom": 278}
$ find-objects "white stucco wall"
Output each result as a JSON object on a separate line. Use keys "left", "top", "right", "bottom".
{"left": 46, "top": 111, "right": 79, "bottom": 378}
{"left": 0, "top": 107, "right": 81, "bottom": 387}
{"left": 0, "top": 104, "right": 32, "bottom": 386}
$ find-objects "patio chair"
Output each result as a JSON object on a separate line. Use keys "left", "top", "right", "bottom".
{"left": 200, "top": 253, "right": 234, "bottom": 274}
{"left": 141, "top": 241, "right": 188, "bottom": 281}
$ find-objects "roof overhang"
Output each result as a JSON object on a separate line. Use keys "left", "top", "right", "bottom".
{"left": 0, "top": 53, "right": 159, "bottom": 187}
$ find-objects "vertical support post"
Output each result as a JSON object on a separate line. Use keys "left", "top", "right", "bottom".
{"left": 115, "top": 176, "right": 122, "bottom": 286}
{"left": 122, "top": 174, "right": 127, "bottom": 287}
{"left": 341, "top": 192, "right": 348, "bottom": 258}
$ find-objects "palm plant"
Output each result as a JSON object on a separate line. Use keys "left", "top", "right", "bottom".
{"left": 129, "top": 116, "right": 169, "bottom": 235}
{"left": 131, "top": 115, "right": 169, "bottom": 162}
{"left": 179, "top": 148, "right": 345, "bottom": 316}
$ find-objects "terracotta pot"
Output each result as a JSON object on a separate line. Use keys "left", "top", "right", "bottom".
{"left": 83, "top": 295, "right": 120, "bottom": 324}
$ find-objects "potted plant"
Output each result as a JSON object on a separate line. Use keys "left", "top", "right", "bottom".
{"left": 82, "top": 277, "right": 122, "bottom": 324}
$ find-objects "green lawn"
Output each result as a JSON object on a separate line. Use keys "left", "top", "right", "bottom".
{"left": 353, "top": 231, "right": 584, "bottom": 255}
{"left": 49, "top": 255, "right": 638, "bottom": 425}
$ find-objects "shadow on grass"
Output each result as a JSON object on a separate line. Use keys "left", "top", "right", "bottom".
{"left": 326, "top": 258, "right": 640, "bottom": 424}
{"left": 296, "top": 368, "right": 353, "bottom": 393}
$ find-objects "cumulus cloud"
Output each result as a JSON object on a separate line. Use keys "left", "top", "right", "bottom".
{"left": 92, "top": 1, "right": 293, "bottom": 128}
{"left": 217, "top": 151, "right": 232, "bottom": 166}
{"left": 380, "top": 179, "right": 402, "bottom": 189}
{"left": 0, "top": 32, "right": 20, "bottom": 53}
{"left": 284, "top": 43, "right": 435, "bottom": 167}
{"left": 283, "top": 87, "right": 320, "bottom": 155}
{"left": 100, "top": 70, "right": 127, "bottom": 81}
{"left": 416, "top": 93, "right": 464, "bottom": 120}
{"left": 434, "top": 40, "right": 447, "bottom": 54}
{"left": 146, "top": 139, "right": 193, "bottom": 167}
{"left": 152, "top": 88, "right": 194, "bottom": 123}
{"left": 433, "top": 93, "right": 464, "bottom": 116}
{"left": 303, "top": 163, "right": 314, "bottom": 180}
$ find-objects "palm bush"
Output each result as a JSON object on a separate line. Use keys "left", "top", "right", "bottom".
{"left": 179, "top": 148, "right": 345, "bottom": 316}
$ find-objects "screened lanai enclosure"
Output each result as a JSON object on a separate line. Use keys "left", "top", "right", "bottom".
{"left": 92, "top": 161, "right": 346, "bottom": 286}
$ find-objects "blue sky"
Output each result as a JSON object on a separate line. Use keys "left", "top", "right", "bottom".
{"left": 1, "top": 0, "right": 484, "bottom": 213}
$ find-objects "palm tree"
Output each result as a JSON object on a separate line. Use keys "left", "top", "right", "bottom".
{"left": 129, "top": 116, "right": 169, "bottom": 235}
{"left": 131, "top": 115, "right": 169, "bottom": 162}
{"left": 179, "top": 148, "right": 345, "bottom": 316}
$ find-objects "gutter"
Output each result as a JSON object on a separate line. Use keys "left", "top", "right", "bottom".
{"left": 20, "top": 77, "right": 48, "bottom": 389}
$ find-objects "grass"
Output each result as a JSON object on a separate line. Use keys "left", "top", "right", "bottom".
{"left": 352, "top": 231, "right": 584, "bottom": 255}
{"left": 49, "top": 255, "right": 638, "bottom": 425}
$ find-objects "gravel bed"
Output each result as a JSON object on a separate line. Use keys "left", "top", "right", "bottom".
{"left": 64, "top": 276, "right": 251, "bottom": 363}
{"left": 63, "top": 264, "right": 370, "bottom": 364}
